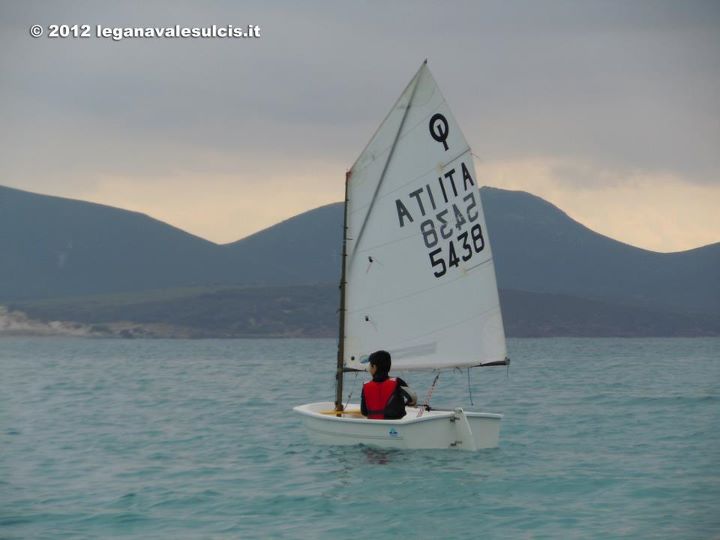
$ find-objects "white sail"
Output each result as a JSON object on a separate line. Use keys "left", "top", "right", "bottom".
{"left": 343, "top": 62, "right": 506, "bottom": 371}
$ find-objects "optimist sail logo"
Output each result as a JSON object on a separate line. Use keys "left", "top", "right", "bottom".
{"left": 388, "top": 428, "right": 399, "bottom": 437}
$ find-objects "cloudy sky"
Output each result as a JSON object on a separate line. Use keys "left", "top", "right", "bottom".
{"left": 2, "top": 0, "right": 719, "bottom": 252}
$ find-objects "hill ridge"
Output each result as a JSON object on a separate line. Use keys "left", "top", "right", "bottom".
{"left": 1, "top": 183, "right": 717, "bottom": 318}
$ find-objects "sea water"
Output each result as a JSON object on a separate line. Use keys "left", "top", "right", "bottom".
{"left": 1, "top": 337, "right": 718, "bottom": 539}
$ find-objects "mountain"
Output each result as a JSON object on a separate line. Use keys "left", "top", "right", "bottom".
{"left": 0, "top": 185, "right": 214, "bottom": 298}
{"left": 0, "top": 185, "right": 269, "bottom": 299}
{"left": 1, "top": 184, "right": 718, "bottom": 321}
{"left": 483, "top": 187, "right": 720, "bottom": 315}
{"left": 224, "top": 203, "right": 343, "bottom": 286}
{"left": 224, "top": 188, "right": 720, "bottom": 316}
{"left": 0, "top": 185, "right": 342, "bottom": 300}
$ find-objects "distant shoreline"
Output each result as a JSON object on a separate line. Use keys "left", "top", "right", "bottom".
{"left": 2, "top": 305, "right": 717, "bottom": 339}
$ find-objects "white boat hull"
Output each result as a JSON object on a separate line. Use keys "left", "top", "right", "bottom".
{"left": 293, "top": 402, "right": 502, "bottom": 451}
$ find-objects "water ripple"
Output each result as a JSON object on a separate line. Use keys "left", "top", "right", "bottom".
{"left": 0, "top": 337, "right": 718, "bottom": 539}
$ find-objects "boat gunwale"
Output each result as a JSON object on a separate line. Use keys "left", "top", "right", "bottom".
{"left": 293, "top": 402, "right": 503, "bottom": 425}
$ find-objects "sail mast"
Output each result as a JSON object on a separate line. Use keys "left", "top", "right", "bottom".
{"left": 334, "top": 170, "right": 351, "bottom": 413}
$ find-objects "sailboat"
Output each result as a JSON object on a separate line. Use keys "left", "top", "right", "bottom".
{"left": 293, "top": 61, "right": 509, "bottom": 451}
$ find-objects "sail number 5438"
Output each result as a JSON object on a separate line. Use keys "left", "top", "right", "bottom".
{"left": 423, "top": 223, "right": 485, "bottom": 278}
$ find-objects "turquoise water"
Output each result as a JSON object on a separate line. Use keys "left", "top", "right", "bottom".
{"left": 1, "top": 338, "right": 718, "bottom": 539}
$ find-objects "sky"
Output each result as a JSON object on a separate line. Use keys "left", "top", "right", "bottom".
{"left": 1, "top": 0, "right": 719, "bottom": 252}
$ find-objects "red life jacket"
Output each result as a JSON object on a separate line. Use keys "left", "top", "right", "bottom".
{"left": 363, "top": 378, "right": 398, "bottom": 419}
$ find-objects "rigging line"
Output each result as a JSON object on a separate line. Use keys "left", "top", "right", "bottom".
{"left": 416, "top": 372, "right": 440, "bottom": 418}
{"left": 352, "top": 68, "right": 424, "bottom": 252}
{"left": 346, "top": 256, "right": 495, "bottom": 315}
{"left": 348, "top": 146, "right": 472, "bottom": 220}
{"left": 344, "top": 371, "right": 359, "bottom": 411}
{"left": 467, "top": 368, "right": 474, "bottom": 406}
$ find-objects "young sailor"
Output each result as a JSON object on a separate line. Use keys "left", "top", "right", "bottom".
{"left": 360, "top": 350, "right": 417, "bottom": 419}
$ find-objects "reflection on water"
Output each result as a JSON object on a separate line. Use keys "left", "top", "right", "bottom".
{"left": 361, "top": 446, "right": 396, "bottom": 465}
